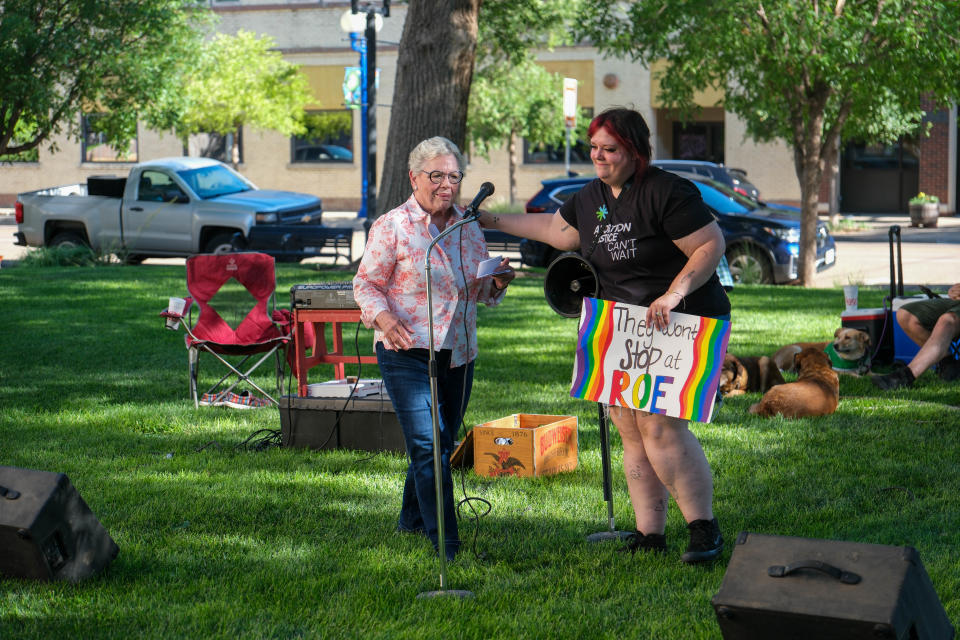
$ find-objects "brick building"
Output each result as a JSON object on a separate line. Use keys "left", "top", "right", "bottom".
{"left": 1, "top": 0, "right": 955, "bottom": 217}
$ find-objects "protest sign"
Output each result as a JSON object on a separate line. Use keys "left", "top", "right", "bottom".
{"left": 571, "top": 297, "right": 731, "bottom": 422}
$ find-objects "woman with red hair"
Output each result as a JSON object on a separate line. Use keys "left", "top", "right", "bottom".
{"left": 479, "top": 107, "right": 729, "bottom": 562}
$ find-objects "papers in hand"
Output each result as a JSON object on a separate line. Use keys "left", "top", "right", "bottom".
{"left": 307, "top": 378, "right": 384, "bottom": 398}
{"left": 477, "top": 256, "right": 510, "bottom": 278}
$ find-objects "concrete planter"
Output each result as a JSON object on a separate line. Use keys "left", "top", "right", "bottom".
{"left": 909, "top": 202, "right": 939, "bottom": 228}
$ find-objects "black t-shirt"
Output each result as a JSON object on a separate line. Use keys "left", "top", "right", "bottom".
{"left": 559, "top": 167, "right": 730, "bottom": 318}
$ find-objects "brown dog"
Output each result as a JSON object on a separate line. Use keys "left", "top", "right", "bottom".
{"left": 718, "top": 354, "right": 786, "bottom": 396}
{"left": 749, "top": 347, "right": 839, "bottom": 418}
{"left": 772, "top": 327, "right": 871, "bottom": 375}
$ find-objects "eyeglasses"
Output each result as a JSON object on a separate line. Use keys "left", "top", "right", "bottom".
{"left": 421, "top": 170, "right": 464, "bottom": 184}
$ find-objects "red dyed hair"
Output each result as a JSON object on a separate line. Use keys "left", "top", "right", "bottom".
{"left": 588, "top": 108, "right": 652, "bottom": 179}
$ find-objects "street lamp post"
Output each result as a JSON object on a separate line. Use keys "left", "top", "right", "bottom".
{"left": 341, "top": 2, "right": 389, "bottom": 221}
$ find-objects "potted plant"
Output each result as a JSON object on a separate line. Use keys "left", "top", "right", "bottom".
{"left": 909, "top": 192, "right": 939, "bottom": 228}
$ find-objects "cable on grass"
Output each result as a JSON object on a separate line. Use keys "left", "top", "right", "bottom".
{"left": 236, "top": 428, "right": 281, "bottom": 451}
{"left": 456, "top": 465, "right": 492, "bottom": 561}
{"left": 874, "top": 486, "right": 916, "bottom": 515}
{"left": 454, "top": 415, "right": 493, "bottom": 561}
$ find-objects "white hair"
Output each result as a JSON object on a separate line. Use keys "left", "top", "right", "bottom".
{"left": 408, "top": 136, "right": 465, "bottom": 173}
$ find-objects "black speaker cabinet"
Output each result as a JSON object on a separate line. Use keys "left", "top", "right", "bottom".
{"left": 712, "top": 532, "right": 954, "bottom": 640}
{"left": 0, "top": 466, "right": 119, "bottom": 582}
{"left": 278, "top": 392, "right": 405, "bottom": 453}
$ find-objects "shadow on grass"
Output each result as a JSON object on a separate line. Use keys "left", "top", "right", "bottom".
{"left": 4, "top": 264, "right": 960, "bottom": 639}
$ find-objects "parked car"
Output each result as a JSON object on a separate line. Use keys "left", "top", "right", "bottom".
{"left": 520, "top": 173, "right": 836, "bottom": 285}
{"left": 13, "top": 157, "right": 346, "bottom": 263}
{"left": 292, "top": 144, "right": 353, "bottom": 163}
{"left": 653, "top": 159, "right": 760, "bottom": 200}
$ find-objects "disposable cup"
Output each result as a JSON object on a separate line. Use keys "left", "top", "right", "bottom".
{"left": 843, "top": 285, "right": 858, "bottom": 311}
{"left": 167, "top": 296, "right": 186, "bottom": 330}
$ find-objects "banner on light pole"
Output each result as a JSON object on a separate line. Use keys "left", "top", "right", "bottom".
{"left": 343, "top": 67, "right": 362, "bottom": 109}
{"left": 563, "top": 77, "right": 578, "bottom": 129}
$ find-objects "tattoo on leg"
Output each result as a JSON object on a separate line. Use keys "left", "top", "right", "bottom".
{"left": 653, "top": 498, "right": 667, "bottom": 512}
{"left": 628, "top": 465, "right": 646, "bottom": 481}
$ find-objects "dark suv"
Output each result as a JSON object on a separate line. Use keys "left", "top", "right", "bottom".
{"left": 520, "top": 174, "right": 836, "bottom": 285}
{"left": 653, "top": 160, "right": 760, "bottom": 200}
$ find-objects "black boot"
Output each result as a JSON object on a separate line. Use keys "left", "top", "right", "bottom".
{"left": 681, "top": 518, "right": 723, "bottom": 564}
{"left": 617, "top": 531, "right": 667, "bottom": 555}
{"left": 937, "top": 354, "right": 960, "bottom": 381}
{"left": 871, "top": 365, "right": 915, "bottom": 390}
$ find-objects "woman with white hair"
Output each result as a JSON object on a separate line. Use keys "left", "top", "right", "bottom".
{"left": 353, "top": 136, "right": 514, "bottom": 561}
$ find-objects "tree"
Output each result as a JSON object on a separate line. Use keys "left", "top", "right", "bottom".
{"left": 467, "top": 0, "right": 587, "bottom": 205}
{"left": 468, "top": 61, "right": 582, "bottom": 205}
{"left": 0, "top": 0, "right": 208, "bottom": 157}
{"left": 378, "top": 0, "right": 582, "bottom": 217}
{"left": 174, "top": 30, "right": 313, "bottom": 167}
{"left": 578, "top": 1, "right": 960, "bottom": 286}
{"left": 378, "top": 0, "right": 481, "bottom": 216}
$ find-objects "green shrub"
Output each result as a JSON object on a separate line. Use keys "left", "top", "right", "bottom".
{"left": 18, "top": 245, "right": 115, "bottom": 267}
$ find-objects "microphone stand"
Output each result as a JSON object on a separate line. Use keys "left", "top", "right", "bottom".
{"left": 416, "top": 210, "right": 479, "bottom": 600}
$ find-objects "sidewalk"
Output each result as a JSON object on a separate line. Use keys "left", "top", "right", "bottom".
{"left": 811, "top": 212, "right": 960, "bottom": 289}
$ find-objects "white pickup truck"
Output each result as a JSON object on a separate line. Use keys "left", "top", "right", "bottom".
{"left": 14, "top": 156, "right": 352, "bottom": 264}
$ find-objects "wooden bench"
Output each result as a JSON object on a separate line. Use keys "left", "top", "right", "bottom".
{"left": 239, "top": 225, "right": 353, "bottom": 264}
{"left": 483, "top": 229, "right": 524, "bottom": 255}
{"left": 309, "top": 228, "right": 352, "bottom": 264}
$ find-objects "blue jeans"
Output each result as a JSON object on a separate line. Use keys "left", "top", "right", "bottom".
{"left": 376, "top": 343, "right": 473, "bottom": 558}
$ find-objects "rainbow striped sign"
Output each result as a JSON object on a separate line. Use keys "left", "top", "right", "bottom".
{"left": 571, "top": 297, "right": 731, "bottom": 422}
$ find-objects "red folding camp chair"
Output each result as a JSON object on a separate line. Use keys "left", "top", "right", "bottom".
{"left": 161, "top": 252, "right": 292, "bottom": 408}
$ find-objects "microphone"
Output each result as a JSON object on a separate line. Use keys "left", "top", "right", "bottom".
{"left": 463, "top": 182, "right": 495, "bottom": 220}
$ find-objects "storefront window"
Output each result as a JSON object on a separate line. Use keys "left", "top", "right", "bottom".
{"left": 291, "top": 110, "right": 353, "bottom": 163}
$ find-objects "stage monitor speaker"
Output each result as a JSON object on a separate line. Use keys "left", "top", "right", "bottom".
{"left": 0, "top": 466, "right": 119, "bottom": 582}
{"left": 712, "top": 532, "right": 954, "bottom": 640}
{"left": 544, "top": 252, "right": 598, "bottom": 318}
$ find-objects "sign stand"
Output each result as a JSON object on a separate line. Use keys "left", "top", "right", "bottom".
{"left": 586, "top": 403, "right": 631, "bottom": 542}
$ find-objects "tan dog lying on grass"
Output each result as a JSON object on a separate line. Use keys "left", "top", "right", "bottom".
{"left": 750, "top": 347, "right": 839, "bottom": 418}
{"left": 772, "top": 327, "right": 872, "bottom": 375}
{"left": 718, "top": 354, "right": 786, "bottom": 396}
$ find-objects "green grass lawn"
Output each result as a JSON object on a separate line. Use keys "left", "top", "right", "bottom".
{"left": 1, "top": 262, "right": 958, "bottom": 639}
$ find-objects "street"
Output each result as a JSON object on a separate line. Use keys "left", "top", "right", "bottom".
{"left": 809, "top": 213, "right": 960, "bottom": 289}
{"left": 2, "top": 211, "right": 958, "bottom": 290}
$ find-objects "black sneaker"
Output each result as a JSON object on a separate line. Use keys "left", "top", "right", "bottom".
{"left": 937, "top": 355, "right": 960, "bottom": 382}
{"left": 871, "top": 365, "right": 915, "bottom": 390}
{"left": 680, "top": 518, "right": 723, "bottom": 564}
{"left": 617, "top": 531, "right": 667, "bottom": 555}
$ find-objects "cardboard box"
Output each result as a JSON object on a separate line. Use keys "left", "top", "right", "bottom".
{"left": 471, "top": 414, "right": 577, "bottom": 478}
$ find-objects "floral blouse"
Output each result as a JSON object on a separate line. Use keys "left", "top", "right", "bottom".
{"left": 353, "top": 194, "right": 505, "bottom": 367}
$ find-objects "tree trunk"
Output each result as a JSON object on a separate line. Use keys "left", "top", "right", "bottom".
{"left": 826, "top": 135, "right": 840, "bottom": 226}
{"left": 794, "top": 115, "right": 825, "bottom": 287}
{"left": 377, "top": 0, "right": 480, "bottom": 218}
{"left": 798, "top": 159, "right": 822, "bottom": 286}
{"left": 508, "top": 131, "right": 517, "bottom": 205}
